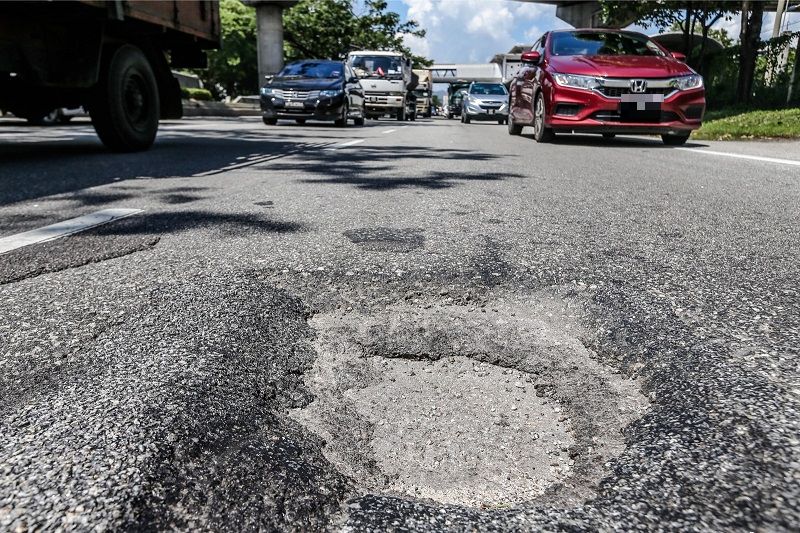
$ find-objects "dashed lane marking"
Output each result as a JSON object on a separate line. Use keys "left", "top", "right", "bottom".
{"left": 193, "top": 141, "right": 336, "bottom": 176}
{"left": 676, "top": 147, "right": 800, "bottom": 167}
{"left": 382, "top": 129, "right": 397, "bottom": 134}
{"left": 0, "top": 208, "right": 143, "bottom": 255}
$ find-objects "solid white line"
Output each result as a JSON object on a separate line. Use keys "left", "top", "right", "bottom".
{"left": 676, "top": 147, "right": 800, "bottom": 167}
{"left": 0, "top": 208, "right": 143, "bottom": 255}
{"left": 382, "top": 129, "right": 397, "bottom": 134}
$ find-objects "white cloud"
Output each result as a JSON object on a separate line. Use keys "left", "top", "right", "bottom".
{"left": 400, "top": 0, "right": 559, "bottom": 64}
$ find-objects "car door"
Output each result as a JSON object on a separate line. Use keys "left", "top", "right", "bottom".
{"left": 345, "top": 66, "right": 363, "bottom": 110}
{"left": 518, "top": 35, "right": 546, "bottom": 124}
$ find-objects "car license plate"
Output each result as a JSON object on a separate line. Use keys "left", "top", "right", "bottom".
{"left": 620, "top": 93, "right": 664, "bottom": 111}
{"left": 488, "top": 109, "right": 495, "bottom": 114}
{"left": 286, "top": 101, "right": 304, "bottom": 108}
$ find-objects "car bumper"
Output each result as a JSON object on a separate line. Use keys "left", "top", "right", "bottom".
{"left": 546, "top": 85, "right": 705, "bottom": 134}
{"left": 261, "top": 95, "right": 345, "bottom": 121}
{"left": 465, "top": 110, "right": 508, "bottom": 121}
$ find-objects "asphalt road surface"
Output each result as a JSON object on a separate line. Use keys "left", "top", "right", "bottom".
{"left": 1, "top": 116, "right": 798, "bottom": 532}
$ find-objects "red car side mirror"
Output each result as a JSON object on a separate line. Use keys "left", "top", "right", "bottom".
{"left": 671, "top": 51, "right": 687, "bottom": 62}
{"left": 521, "top": 51, "right": 541, "bottom": 65}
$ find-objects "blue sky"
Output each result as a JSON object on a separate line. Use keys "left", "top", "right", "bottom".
{"left": 381, "top": 0, "right": 800, "bottom": 64}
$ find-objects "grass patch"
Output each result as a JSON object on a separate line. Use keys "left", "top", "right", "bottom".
{"left": 693, "top": 107, "right": 800, "bottom": 140}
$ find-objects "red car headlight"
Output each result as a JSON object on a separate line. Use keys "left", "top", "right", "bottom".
{"left": 552, "top": 73, "right": 603, "bottom": 91}
{"left": 670, "top": 74, "right": 704, "bottom": 91}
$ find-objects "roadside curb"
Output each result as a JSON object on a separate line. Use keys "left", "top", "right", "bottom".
{"left": 181, "top": 99, "right": 260, "bottom": 117}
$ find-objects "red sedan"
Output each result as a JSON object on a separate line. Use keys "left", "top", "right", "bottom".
{"left": 508, "top": 29, "right": 705, "bottom": 145}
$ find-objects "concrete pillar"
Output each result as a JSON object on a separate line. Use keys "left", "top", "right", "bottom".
{"left": 244, "top": 1, "right": 298, "bottom": 83}
{"left": 256, "top": 3, "right": 284, "bottom": 80}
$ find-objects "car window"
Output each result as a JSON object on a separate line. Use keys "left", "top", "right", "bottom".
{"left": 550, "top": 31, "right": 665, "bottom": 57}
{"left": 469, "top": 83, "right": 507, "bottom": 95}
{"left": 278, "top": 62, "right": 343, "bottom": 78}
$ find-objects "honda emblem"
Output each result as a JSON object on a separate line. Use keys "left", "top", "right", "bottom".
{"left": 630, "top": 79, "right": 647, "bottom": 93}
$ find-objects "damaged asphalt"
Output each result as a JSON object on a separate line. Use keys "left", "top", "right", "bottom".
{"left": 0, "top": 117, "right": 798, "bottom": 531}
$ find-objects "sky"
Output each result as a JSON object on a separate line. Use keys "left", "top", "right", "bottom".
{"left": 382, "top": 0, "right": 800, "bottom": 65}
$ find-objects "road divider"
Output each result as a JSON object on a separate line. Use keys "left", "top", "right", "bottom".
{"left": 677, "top": 147, "right": 800, "bottom": 167}
{"left": 0, "top": 208, "right": 143, "bottom": 255}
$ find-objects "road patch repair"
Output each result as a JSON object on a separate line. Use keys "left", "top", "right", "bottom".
{"left": 291, "top": 291, "right": 649, "bottom": 508}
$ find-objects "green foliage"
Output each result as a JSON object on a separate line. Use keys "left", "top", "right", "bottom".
{"left": 193, "top": 0, "right": 258, "bottom": 98}
{"left": 194, "top": 0, "right": 429, "bottom": 98}
{"left": 692, "top": 107, "right": 800, "bottom": 139}
{"left": 703, "top": 31, "right": 800, "bottom": 108}
{"left": 180, "top": 87, "right": 214, "bottom": 101}
{"left": 432, "top": 94, "right": 441, "bottom": 107}
{"left": 283, "top": 0, "right": 431, "bottom": 67}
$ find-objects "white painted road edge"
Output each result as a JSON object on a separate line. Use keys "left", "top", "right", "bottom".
{"left": 0, "top": 208, "right": 143, "bottom": 255}
{"left": 677, "top": 147, "right": 800, "bottom": 167}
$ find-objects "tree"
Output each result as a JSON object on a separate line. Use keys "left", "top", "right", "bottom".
{"left": 283, "top": 0, "right": 431, "bottom": 67}
{"left": 736, "top": 0, "right": 764, "bottom": 103}
{"left": 194, "top": 0, "right": 259, "bottom": 99}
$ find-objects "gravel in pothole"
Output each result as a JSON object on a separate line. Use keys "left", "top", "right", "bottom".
{"left": 341, "top": 227, "right": 424, "bottom": 253}
{"left": 290, "top": 292, "right": 649, "bottom": 508}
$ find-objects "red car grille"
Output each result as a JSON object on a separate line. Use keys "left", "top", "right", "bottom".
{"left": 598, "top": 87, "right": 674, "bottom": 98}
{"left": 591, "top": 110, "right": 681, "bottom": 123}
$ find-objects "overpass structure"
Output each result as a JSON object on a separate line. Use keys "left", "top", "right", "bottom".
{"left": 429, "top": 64, "right": 502, "bottom": 84}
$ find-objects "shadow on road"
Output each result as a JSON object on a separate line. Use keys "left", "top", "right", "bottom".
{"left": 265, "top": 145, "right": 523, "bottom": 191}
{"left": 0, "top": 121, "right": 339, "bottom": 206}
{"left": 519, "top": 132, "right": 709, "bottom": 148}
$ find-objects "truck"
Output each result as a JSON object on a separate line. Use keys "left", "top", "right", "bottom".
{"left": 501, "top": 54, "right": 524, "bottom": 86}
{"left": 347, "top": 50, "right": 418, "bottom": 121}
{"left": 412, "top": 69, "right": 432, "bottom": 118}
{"left": 0, "top": 1, "right": 220, "bottom": 152}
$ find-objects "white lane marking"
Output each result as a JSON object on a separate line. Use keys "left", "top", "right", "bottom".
{"left": 382, "top": 129, "right": 397, "bottom": 134}
{"left": 677, "top": 147, "right": 800, "bottom": 167}
{"left": 324, "top": 139, "right": 366, "bottom": 150}
{"left": 0, "top": 208, "right": 143, "bottom": 255}
{"left": 193, "top": 141, "right": 337, "bottom": 176}
{"left": 401, "top": 125, "right": 410, "bottom": 129}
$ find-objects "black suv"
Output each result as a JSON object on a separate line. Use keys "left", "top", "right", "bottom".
{"left": 260, "top": 60, "right": 366, "bottom": 126}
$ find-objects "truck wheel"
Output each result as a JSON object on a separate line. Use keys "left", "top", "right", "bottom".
{"left": 396, "top": 107, "right": 405, "bottom": 121}
{"left": 90, "top": 45, "right": 159, "bottom": 152}
{"left": 263, "top": 117, "right": 277, "bottom": 125}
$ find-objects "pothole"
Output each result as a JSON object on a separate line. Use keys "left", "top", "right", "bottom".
{"left": 342, "top": 227, "right": 424, "bottom": 252}
{"left": 290, "top": 291, "right": 649, "bottom": 508}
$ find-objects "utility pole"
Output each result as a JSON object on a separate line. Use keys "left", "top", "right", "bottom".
{"left": 788, "top": 36, "right": 800, "bottom": 104}
{"left": 771, "top": 0, "right": 787, "bottom": 38}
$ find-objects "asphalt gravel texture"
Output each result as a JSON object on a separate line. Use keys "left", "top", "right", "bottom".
{"left": 0, "top": 116, "right": 798, "bottom": 532}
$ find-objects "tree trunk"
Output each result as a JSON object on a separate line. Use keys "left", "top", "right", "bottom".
{"left": 736, "top": 0, "right": 763, "bottom": 103}
{"left": 682, "top": 4, "right": 692, "bottom": 55}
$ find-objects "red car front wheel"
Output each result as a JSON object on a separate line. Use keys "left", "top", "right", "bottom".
{"left": 533, "top": 92, "right": 555, "bottom": 143}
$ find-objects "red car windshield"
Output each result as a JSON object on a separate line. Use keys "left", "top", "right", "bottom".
{"left": 550, "top": 32, "right": 665, "bottom": 57}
